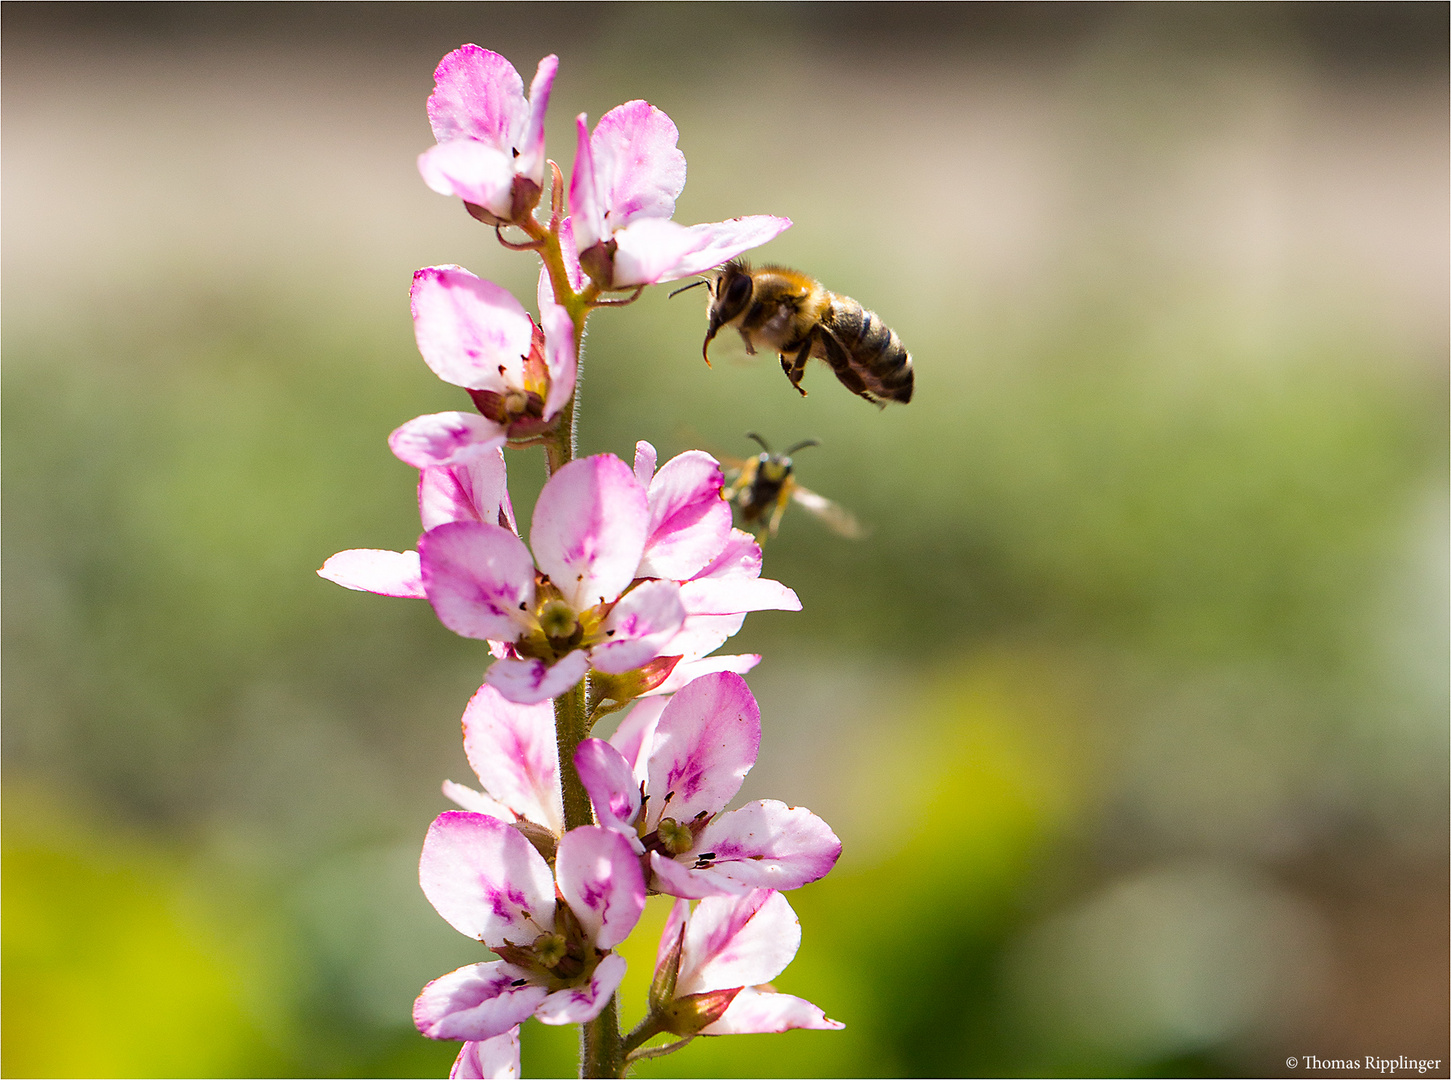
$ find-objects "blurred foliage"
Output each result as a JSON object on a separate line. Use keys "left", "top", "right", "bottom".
{"left": 3, "top": 4, "right": 1446, "bottom": 1077}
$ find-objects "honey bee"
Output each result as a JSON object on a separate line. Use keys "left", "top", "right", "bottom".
{"left": 723, "top": 433, "right": 865, "bottom": 539}
{"left": 672, "top": 261, "right": 914, "bottom": 407}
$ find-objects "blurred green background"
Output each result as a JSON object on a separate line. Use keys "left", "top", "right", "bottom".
{"left": 4, "top": 4, "right": 1446, "bottom": 1077}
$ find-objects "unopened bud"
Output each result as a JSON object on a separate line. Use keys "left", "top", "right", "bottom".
{"left": 660, "top": 987, "right": 743, "bottom": 1037}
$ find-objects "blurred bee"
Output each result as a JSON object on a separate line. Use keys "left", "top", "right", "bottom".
{"left": 671, "top": 261, "right": 914, "bottom": 407}
{"left": 723, "top": 433, "right": 865, "bottom": 540}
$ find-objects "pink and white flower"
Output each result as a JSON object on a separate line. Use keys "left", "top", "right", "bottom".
{"left": 323, "top": 439, "right": 797, "bottom": 704}
{"left": 574, "top": 672, "right": 841, "bottom": 898}
{"left": 414, "top": 814, "right": 647, "bottom": 1045}
{"left": 419, "top": 449, "right": 799, "bottom": 705}
{"left": 648, "top": 889, "right": 843, "bottom": 1038}
{"left": 402, "top": 264, "right": 577, "bottom": 447}
{"left": 418, "top": 46, "right": 558, "bottom": 225}
{"left": 568, "top": 102, "right": 792, "bottom": 290}
{"left": 441, "top": 683, "right": 563, "bottom": 841}
{"left": 420, "top": 453, "right": 686, "bottom": 703}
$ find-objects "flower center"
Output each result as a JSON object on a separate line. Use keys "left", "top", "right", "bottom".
{"left": 537, "top": 599, "right": 579, "bottom": 644}
{"left": 656, "top": 817, "right": 694, "bottom": 855}
{"left": 533, "top": 932, "right": 569, "bottom": 969}
{"left": 501, "top": 387, "right": 531, "bottom": 421}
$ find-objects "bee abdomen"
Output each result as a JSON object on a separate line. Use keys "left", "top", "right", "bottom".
{"left": 821, "top": 297, "right": 914, "bottom": 405}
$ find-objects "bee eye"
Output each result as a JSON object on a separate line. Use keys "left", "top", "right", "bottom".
{"left": 724, "top": 273, "right": 752, "bottom": 310}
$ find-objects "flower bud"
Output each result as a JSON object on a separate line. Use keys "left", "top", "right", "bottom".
{"left": 589, "top": 655, "right": 682, "bottom": 710}
{"left": 659, "top": 987, "right": 743, "bottom": 1037}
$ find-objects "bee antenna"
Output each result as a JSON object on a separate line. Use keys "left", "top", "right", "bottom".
{"left": 784, "top": 438, "right": 820, "bottom": 455}
{"left": 668, "top": 279, "right": 708, "bottom": 299}
{"left": 744, "top": 432, "right": 772, "bottom": 453}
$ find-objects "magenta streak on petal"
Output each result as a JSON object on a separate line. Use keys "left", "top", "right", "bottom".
{"left": 573, "top": 879, "right": 609, "bottom": 918}
{"left": 486, "top": 882, "right": 536, "bottom": 925}
{"left": 690, "top": 889, "right": 773, "bottom": 974}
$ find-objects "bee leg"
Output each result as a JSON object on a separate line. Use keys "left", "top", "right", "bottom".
{"left": 737, "top": 329, "right": 757, "bottom": 356}
{"left": 782, "top": 342, "right": 811, "bottom": 397}
{"left": 820, "top": 334, "right": 882, "bottom": 406}
{"left": 768, "top": 495, "right": 788, "bottom": 537}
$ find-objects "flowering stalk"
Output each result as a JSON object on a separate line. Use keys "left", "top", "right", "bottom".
{"left": 325, "top": 44, "right": 833, "bottom": 1080}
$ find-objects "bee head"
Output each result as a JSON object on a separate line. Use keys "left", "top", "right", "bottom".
{"left": 712, "top": 260, "right": 755, "bottom": 323}
{"left": 699, "top": 260, "right": 754, "bottom": 364}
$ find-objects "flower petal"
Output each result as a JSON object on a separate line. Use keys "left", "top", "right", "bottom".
{"left": 590, "top": 580, "right": 686, "bottom": 674}
{"left": 648, "top": 851, "right": 744, "bottom": 900}
{"left": 318, "top": 549, "right": 424, "bottom": 599}
{"left": 693, "top": 528, "right": 761, "bottom": 580}
{"left": 418, "top": 141, "right": 517, "bottom": 216}
{"left": 679, "top": 577, "right": 800, "bottom": 616}
{"left": 530, "top": 455, "right": 648, "bottom": 611}
{"left": 702, "top": 986, "right": 843, "bottom": 1035}
{"left": 412, "top": 266, "right": 535, "bottom": 391}
{"left": 391, "top": 412, "right": 506, "bottom": 470}
{"left": 428, "top": 45, "right": 526, "bottom": 147}
{"left": 539, "top": 294, "right": 577, "bottom": 422}
{"left": 419, "top": 522, "right": 535, "bottom": 642}
{"left": 692, "top": 800, "right": 842, "bottom": 892}
{"left": 462, "top": 684, "right": 563, "bottom": 835}
{"left": 608, "top": 695, "right": 670, "bottom": 778}
{"left": 590, "top": 100, "right": 686, "bottom": 232}
{"left": 568, "top": 114, "right": 608, "bottom": 253}
{"left": 657, "top": 612, "right": 747, "bottom": 665}
{"left": 442, "top": 780, "right": 513, "bottom": 821}
{"left": 415, "top": 961, "right": 545, "bottom": 1042}
{"left": 633, "top": 441, "right": 658, "bottom": 488}
{"left": 533, "top": 953, "right": 627, "bottom": 1026}
{"left": 646, "top": 653, "right": 760, "bottom": 697}
{"left": 555, "top": 827, "right": 646, "bottom": 950}
{"left": 676, "top": 528, "right": 799, "bottom": 613}
{"left": 420, "top": 446, "right": 516, "bottom": 532}
{"left": 451, "top": 1030, "right": 522, "bottom": 1080}
{"left": 574, "top": 739, "right": 643, "bottom": 849}
{"left": 637, "top": 451, "right": 731, "bottom": 580}
{"left": 643, "top": 672, "right": 760, "bottom": 829}
{"left": 419, "top": 812, "right": 556, "bottom": 946}
{"left": 484, "top": 650, "right": 591, "bottom": 705}
{"left": 610, "top": 215, "right": 792, "bottom": 288}
{"left": 675, "top": 889, "right": 800, "bottom": 996}
{"left": 514, "top": 54, "right": 558, "bottom": 186}
{"left": 538, "top": 216, "right": 584, "bottom": 305}
{"left": 656, "top": 897, "right": 691, "bottom": 976}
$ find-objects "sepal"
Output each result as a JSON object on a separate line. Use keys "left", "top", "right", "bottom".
{"left": 659, "top": 987, "right": 743, "bottom": 1037}
{"left": 590, "top": 655, "right": 682, "bottom": 713}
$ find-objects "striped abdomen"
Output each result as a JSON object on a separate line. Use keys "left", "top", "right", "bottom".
{"left": 817, "top": 296, "right": 914, "bottom": 406}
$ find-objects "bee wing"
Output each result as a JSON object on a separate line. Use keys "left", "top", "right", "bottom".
{"left": 791, "top": 485, "right": 867, "bottom": 539}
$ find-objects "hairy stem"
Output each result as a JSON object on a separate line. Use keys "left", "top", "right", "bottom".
{"left": 522, "top": 201, "right": 624, "bottom": 1077}
{"left": 581, "top": 993, "right": 626, "bottom": 1078}
{"left": 553, "top": 678, "right": 593, "bottom": 831}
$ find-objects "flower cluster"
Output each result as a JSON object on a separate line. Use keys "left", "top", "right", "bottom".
{"left": 322, "top": 45, "right": 841, "bottom": 1078}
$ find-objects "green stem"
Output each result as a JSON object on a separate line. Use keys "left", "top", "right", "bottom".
{"left": 522, "top": 195, "right": 624, "bottom": 1079}
{"left": 581, "top": 993, "right": 626, "bottom": 1078}
{"left": 553, "top": 677, "right": 594, "bottom": 832}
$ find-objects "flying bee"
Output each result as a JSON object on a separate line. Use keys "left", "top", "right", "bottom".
{"left": 723, "top": 433, "right": 865, "bottom": 540}
{"left": 671, "top": 261, "right": 914, "bottom": 407}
